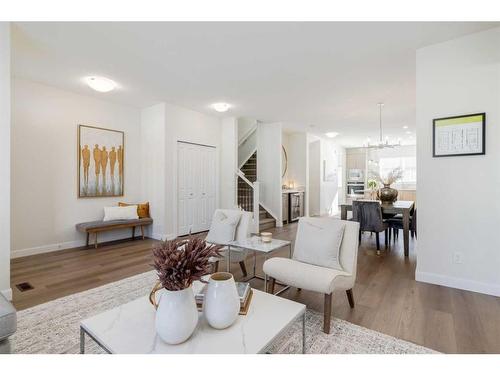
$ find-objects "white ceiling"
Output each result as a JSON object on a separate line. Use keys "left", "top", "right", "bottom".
{"left": 12, "top": 22, "right": 499, "bottom": 147}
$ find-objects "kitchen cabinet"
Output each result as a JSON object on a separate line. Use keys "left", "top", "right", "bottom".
{"left": 346, "top": 148, "right": 367, "bottom": 176}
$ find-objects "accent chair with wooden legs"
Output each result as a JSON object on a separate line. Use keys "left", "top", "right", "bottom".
{"left": 263, "top": 218, "right": 360, "bottom": 334}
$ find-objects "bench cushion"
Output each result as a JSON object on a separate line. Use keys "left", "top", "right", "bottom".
{"left": 0, "top": 294, "right": 16, "bottom": 341}
{"left": 76, "top": 217, "right": 153, "bottom": 232}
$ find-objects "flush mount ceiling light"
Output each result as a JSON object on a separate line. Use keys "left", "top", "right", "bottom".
{"left": 212, "top": 102, "right": 231, "bottom": 113}
{"left": 403, "top": 125, "right": 408, "bottom": 129}
{"left": 325, "top": 132, "right": 339, "bottom": 138}
{"left": 85, "top": 76, "right": 117, "bottom": 93}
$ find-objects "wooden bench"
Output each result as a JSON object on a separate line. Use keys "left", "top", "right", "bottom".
{"left": 76, "top": 218, "right": 153, "bottom": 248}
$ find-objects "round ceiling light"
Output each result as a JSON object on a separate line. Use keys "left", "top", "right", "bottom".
{"left": 212, "top": 102, "right": 231, "bottom": 112}
{"left": 325, "top": 132, "right": 339, "bottom": 138}
{"left": 85, "top": 76, "right": 117, "bottom": 93}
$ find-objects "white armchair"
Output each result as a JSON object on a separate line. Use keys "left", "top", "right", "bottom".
{"left": 263, "top": 217, "right": 360, "bottom": 334}
{"left": 205, "top": 209, "right": 253, "bottom": 276}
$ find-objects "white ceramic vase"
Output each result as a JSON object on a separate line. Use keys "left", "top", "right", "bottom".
{"left": 204, "top": 272, "right": 240, "bottom": 329}
{"left": 155, "top": 287, "right": 199, "bottom": 344}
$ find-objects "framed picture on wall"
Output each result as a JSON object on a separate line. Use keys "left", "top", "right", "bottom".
{"left": 433, "top": 113, "right": 485, "bottom": 157}
{"left": 78, "top": 125, "right": 124, "bottom": 197}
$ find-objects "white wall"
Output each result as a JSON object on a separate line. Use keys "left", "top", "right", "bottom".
{"left": 237, "top": 117, "right": 257, "bottom": 167}
{"left": 141, "top": 103, "right": 167, "bottom": 240}
{"left": 163, "top": 103, "right": 222, "bottom": 238}
{"left": 0, "top": 23, "right": 11, "bottom": 299}
{"left": 320, "top": 139, "right": 343, "bottom": 215}
{"left": 416, "top": 27, "right": 500, "bottom": 296}
{"left": 11, "top": 78, "right": 143, "bottom": 257}
{"left": 220, "top": 117, "right": 238, "bottom": 209}
{"left": 308, "top": 140, "right": 321, "bottom": 216}
{"left": 237, "top": 117, "right": 257, "bottom": 142}
{"left": 307, "top": 135, "right": 345, "bottom": 216}
{"left": 257, "top": 122, "right": 282, "bottom": 224}
{"left": 282, "top": 132, "right": 308, "bottom": 190}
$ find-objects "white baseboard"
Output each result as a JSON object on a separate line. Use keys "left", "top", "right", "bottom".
{"left": 11, "top": 232, "right": 170, "bottom": 259}
{"left": 416, "top": 271, "right": 500, "bottom": 297}
{"left": 151, "top": 232, "right": 175, "bottom": 241}
{"left": 1, "top": 288, "right": 12, "bottom": 301}
{"left": 11, "top": 240, "right": 84, "bottom": 259}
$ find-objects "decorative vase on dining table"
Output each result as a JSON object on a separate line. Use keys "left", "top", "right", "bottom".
{"left": 204, "top": 272, "right": 240, "bottom": 329}
{"left": 379, "top": 184, "right": 398, "bottom": 204}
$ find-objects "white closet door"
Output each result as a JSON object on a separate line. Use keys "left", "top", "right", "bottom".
{"left": 178, "top": 142, "right": 216, "bottom": 236}
{"left": 198, "top": 146, "right": 216, "bottom": 231}
{"left": 205, "top": 147, "right": 216, "bottom": 228}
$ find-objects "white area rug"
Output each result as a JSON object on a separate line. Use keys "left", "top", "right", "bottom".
{"left": 10, "top": 271, "right": 436, "bottom": 354}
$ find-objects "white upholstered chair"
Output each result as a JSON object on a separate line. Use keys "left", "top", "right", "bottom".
{"left": 206, "top": 209, "right": 252, "bottom": 276}
{"left": 263, "top": 217, "right": 360, "bottom": 333}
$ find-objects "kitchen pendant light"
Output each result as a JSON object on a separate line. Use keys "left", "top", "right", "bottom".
{"left": 363, "top": 103, "right": 401, "bottom": 149}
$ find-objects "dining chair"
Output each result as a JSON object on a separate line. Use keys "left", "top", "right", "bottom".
{"left": 387, "top": 208, "right": 417, "bottom": 240}
{"left": 206, "top": 209, "right": 252, "bottom": 276}
{"left": 263, "top": 217, "right": 360, "bottom": 334}
{"left": 352, "top": 200, "right": 389, "bottom": 254}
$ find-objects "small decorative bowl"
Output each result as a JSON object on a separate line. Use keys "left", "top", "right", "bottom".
{"left": 260, "top": 232, "right": 272, "bottom": 243}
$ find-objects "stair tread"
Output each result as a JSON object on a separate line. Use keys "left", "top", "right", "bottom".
{"left": 260, "top": 217, "right": 275, "bottom": 224}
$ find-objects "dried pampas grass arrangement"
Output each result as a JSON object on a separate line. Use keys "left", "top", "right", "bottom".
{"left": 370, "top": 167, "right": 403, "bottom": 186}
{"left": 152, "top": 238, "right": 223, "bottom": 291}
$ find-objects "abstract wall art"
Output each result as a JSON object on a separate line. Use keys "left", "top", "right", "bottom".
{"left": 78, "top": 125, "right": 124, "bottom": 197}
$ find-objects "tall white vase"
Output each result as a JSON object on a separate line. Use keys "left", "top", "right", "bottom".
{"left": 204, "top": 272, "right": 240, "bottom": 329}
{"left": 155, "top": 287, "right": 199, "bottom": 344}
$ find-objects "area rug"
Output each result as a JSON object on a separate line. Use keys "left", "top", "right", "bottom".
{"left": 9, "top": 271, "right": 436, "bottom": 354}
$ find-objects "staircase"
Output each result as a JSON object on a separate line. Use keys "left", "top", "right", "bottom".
{"left": 238, "top": 152, "right": 276, "bottom": 232}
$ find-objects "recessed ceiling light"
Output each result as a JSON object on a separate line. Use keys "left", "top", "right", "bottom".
{"left": 403, "top": 125, "right": 408, "bottom": 129}
{"left": 405, "top": 131, "right": 412, "bottom": 135}
{"left": 212, "top": 102, "right": 231, "bottom": 112}
{"left": 325, "top": 132, "right": 339, "bottom": 138}
{"left": 85, "top": 76, "right": 117, "bottom": 93}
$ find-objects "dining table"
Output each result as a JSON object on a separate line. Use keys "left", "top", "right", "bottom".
{"left": 340, "top": 200, "right": 415, "bottom": 257}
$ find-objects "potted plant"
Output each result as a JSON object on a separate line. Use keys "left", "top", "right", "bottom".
{"left": 370, "top": 167, "right": 403, "bottom": 203}
{"left": 367, "top": 179, "right": 378, "bottom": 200}
{"left": 150, "top": 237, "right": 222, "bottom": 344}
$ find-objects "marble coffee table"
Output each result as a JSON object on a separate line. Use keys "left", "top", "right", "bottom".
{"left": 80, "top": 285, "right": 306, "bottom": 354}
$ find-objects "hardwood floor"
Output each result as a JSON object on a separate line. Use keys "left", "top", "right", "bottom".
{"left": 10, "top": 224, "right": 500, "bottom": 353}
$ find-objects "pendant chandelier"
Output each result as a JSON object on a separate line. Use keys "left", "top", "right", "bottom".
{"left": 363, "top": 103, "right": 401, "bottom": 149}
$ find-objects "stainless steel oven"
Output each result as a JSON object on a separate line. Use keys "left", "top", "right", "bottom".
{"left": 347, "top": 182, "right": 365, "bottom": 196}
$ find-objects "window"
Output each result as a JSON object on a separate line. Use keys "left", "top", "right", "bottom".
{"left": 379, "top": 156, "right": 417, "bottom": 188}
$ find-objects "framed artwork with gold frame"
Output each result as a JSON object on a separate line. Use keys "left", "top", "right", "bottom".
{"left": 78, "top": 125, "right": 124, "bottom": 198}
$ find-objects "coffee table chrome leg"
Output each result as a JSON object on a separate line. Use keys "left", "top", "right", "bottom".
{"left": 302, "top": 312, "right": 306, "bottom": 354}
{"left": 80, "top": 327, "right": 85, "bottom": 354}
{"left": 289, "top": 243, "right": 292, "bottom": 259}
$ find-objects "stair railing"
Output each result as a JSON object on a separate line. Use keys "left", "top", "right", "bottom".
{"left": 236, "top": 170, "right": 260, "bottom": 233}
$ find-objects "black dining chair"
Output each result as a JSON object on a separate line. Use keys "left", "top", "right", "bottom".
{"left": 352, "top": 200, "right": 389, "bottom": 255}
{"left": 386, "top": 208, "right": 417, "bottom": 240}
